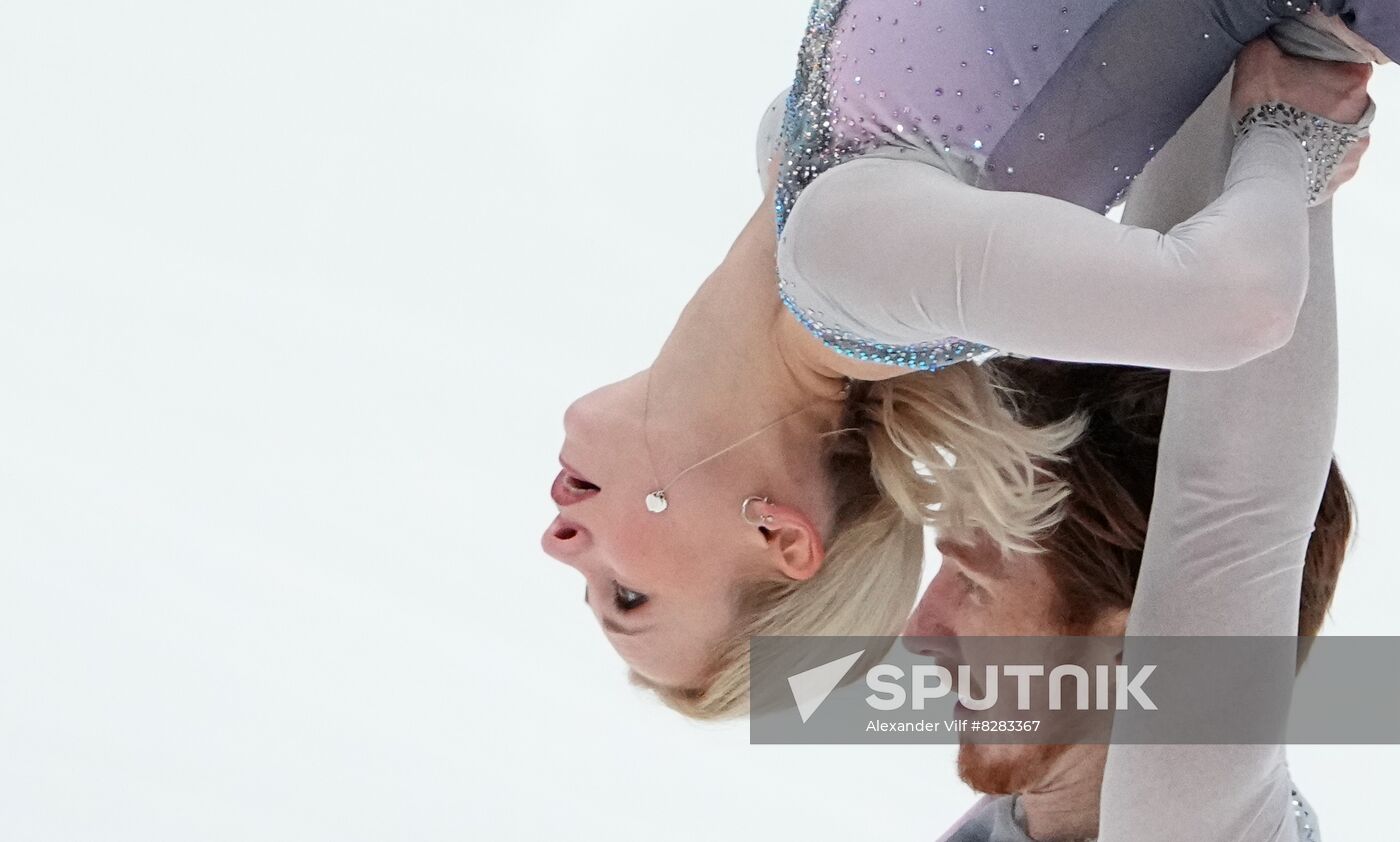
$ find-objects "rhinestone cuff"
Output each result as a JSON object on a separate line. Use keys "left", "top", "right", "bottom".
{"left": 1235, "top": 101, "right": 1371, "bottom": 206}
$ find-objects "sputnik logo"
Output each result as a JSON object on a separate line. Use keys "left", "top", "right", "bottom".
{"left": 787, "top": 650, "right": 865, "bottom": 723}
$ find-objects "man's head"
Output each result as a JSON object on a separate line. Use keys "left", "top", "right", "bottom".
{"left": 903, "top": 361, "right": 1354, "bottom": 796}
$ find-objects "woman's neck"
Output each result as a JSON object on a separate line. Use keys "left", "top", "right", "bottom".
{"left": 657, "top": 198, "right": 904, "bottom": 400}
{"left": 644, "top": 201, "right": 848, "bottom": 485}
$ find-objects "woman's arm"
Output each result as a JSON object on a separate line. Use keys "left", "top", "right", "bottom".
{"left": 777, "top": 128, "right": 1310, "bottom": 371}
{"left": 1098, "top": 74, "right": 1338, "bottom": 842}
{"left": 776, "top": 43, "right": 1369, "bottom": 373}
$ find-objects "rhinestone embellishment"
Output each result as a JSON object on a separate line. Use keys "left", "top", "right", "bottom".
{"left": 779, "top": 289, "right": 995, "bottom": 371}
{"left": 776, "top": 0, "right": 856, "bottom": 235}
{"left": 774, "top": 0, "right": 1002, "bottom": 371}
{"left": 1235, "top": 101, "right": 1369, "bottom": 207}
{"left": 1290, "top": 787, "right": 1320, "bottom": 841}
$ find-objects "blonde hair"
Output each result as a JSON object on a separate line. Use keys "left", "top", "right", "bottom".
{"left": 632, "top": 363, "right": 1086, "bottom": 719}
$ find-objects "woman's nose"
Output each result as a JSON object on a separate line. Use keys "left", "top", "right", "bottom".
{"left": 541, "top": 516, "right": 593, "bottom": 566}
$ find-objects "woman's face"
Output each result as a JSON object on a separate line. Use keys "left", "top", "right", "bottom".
{"left": 543, "top": 371, "right": 776, "bottom": 689}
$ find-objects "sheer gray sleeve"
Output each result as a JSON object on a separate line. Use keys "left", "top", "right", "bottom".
{"left": 775, "top": 121, "right": 1317, "bottom": 372}
{"left": 1099, "top": 75, "right": 1337, "bottom": 842}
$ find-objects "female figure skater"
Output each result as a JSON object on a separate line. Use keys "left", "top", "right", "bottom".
{"left": 544, "top": 2, "right": 1383, "bottom": 717}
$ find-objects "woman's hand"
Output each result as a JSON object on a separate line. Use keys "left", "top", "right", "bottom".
{"left": 1232, "top": 37, "right": 1372, "bottom": 124}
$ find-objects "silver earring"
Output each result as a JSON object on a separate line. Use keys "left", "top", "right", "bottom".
{"left": 741, "top": 496, "right": 774, "bottom": 528}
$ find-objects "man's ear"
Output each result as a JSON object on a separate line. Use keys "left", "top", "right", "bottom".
{"left": 1094, "top": 606, "right": 1130, "bottom": 639}
{"left": 745, "top": 498, "right": 826, "bottom": 582}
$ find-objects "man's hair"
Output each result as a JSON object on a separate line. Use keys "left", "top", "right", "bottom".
{"left": 995, "top": 360, "right": 1353, "bottom": 637}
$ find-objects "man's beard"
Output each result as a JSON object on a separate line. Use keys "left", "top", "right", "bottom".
{"left": 957, "top": 741, "right": 1074, "bottom": 795}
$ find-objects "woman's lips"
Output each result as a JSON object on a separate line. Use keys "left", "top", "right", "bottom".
{"left": 559, "top": 456, "right": 592, "bottom": 485}
{"left": 551, "top": 470, "right": 577, "bottom": 506}
{"left": 550, "top": 468, "right": 598, "bottom": 506}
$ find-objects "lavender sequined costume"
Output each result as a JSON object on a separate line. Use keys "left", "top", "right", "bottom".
{"left": 773, "top": 0, "right": 1394, "bottom": 371}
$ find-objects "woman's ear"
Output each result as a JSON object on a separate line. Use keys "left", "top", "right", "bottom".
{"left": 746, "top": 498, "right": 826, "bottom": 581}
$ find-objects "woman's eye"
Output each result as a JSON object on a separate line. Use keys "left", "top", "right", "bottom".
{"left": 613, "top": 583, "right": 649, "bottom": 612}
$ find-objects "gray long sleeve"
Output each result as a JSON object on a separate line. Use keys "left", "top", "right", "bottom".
{"left": 1099, "top": 76, "right": 1337, "bottom": 842}
{"left": 774, "top": 125, "right": 1312, "bottom": 372}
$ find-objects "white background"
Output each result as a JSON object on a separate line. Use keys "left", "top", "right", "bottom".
{"left": 1, "top": 2, "right": 1395, "bottom": 840}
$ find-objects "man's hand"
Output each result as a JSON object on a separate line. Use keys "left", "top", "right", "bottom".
{"left": 1232, "top": 37, "right": 1372, "bottom": 123}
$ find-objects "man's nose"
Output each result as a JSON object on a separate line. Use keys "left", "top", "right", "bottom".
{"left": 904, "top": 575, "right": 957, "bottom": 642}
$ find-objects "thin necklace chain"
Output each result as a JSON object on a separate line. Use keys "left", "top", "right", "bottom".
{"left": 640, "top": 369, "right": 827, "bottom": 512}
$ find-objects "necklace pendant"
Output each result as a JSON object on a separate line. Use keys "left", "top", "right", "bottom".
{"left": 645, "top": 491, "right": 669, "bottom": 513}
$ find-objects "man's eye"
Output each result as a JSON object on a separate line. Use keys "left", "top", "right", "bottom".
{"left": 957, "top": 571, "right": 987, "bottom": 599}
{"left": 613, "top": 583, "right": 649, "bottom": 612}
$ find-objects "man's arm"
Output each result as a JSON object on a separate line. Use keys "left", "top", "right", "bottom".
{"left": 1100, "top": 73, "right": 1338, "bottom": 842}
